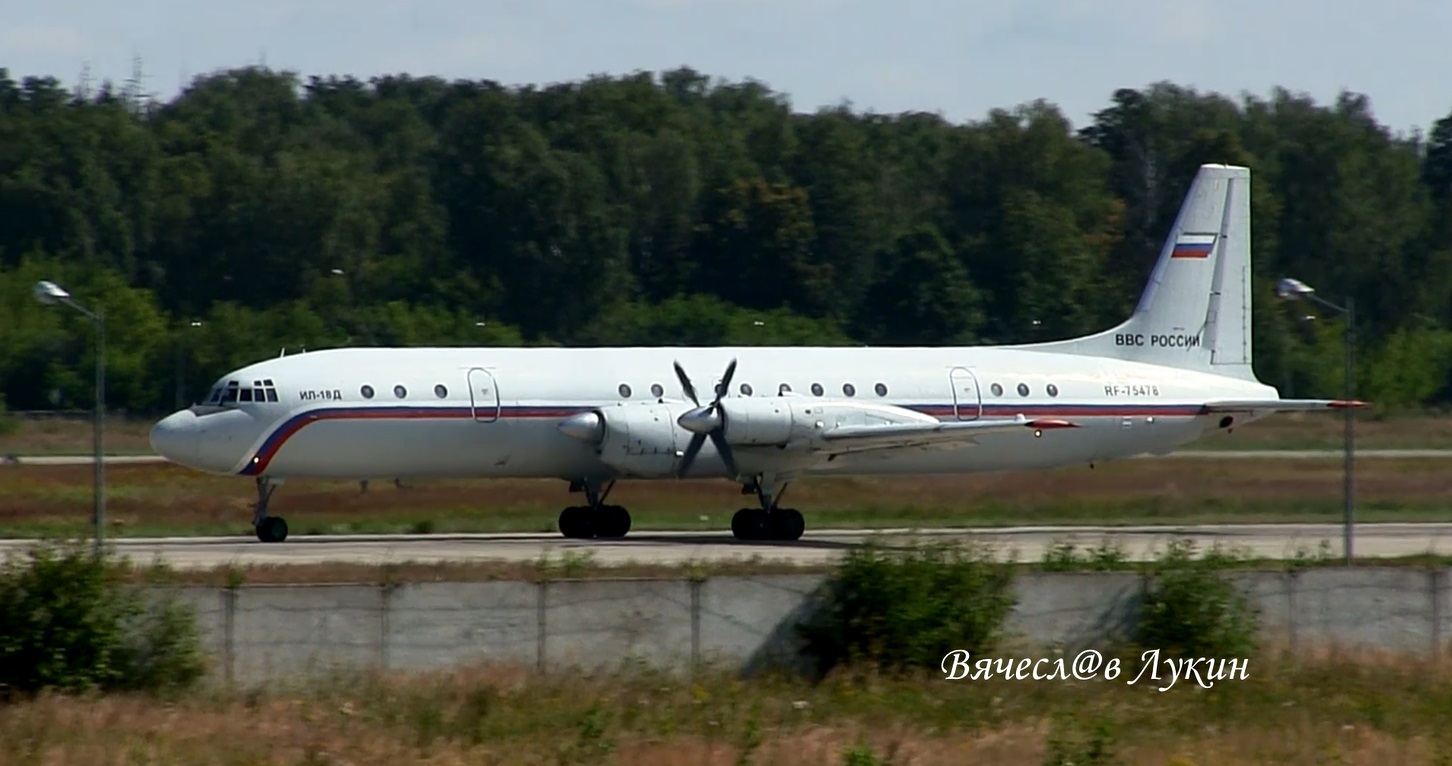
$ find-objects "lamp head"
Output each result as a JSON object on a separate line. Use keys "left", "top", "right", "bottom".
{"left": 1276, "top": 277, "right": 1315, "bottom": 300}
{"left": 33, "top": 280, "right": 70, "bottom": 305}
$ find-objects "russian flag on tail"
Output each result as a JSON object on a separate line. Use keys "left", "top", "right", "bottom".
{"left": 1171, "top": 232, "right": 1216, "bottom": 259}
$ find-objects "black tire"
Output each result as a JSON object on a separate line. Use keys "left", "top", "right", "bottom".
{"left": 558, "top": 506, "right": 593, "bottom": 538}
{"left": 256, "top": 516, "right": 288, "bottom": 543}
{"left": 771, "top": 508, "right": 804, "bottom": 541}
{"left": 731, "top": 508, "right": 768, "bottom": 540}
{"left": 596, "top": 505, "right": 632, "bottom": 538}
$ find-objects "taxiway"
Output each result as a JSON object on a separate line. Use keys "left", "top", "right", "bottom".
{"left": 3, "top": 523, "right": 1449, "bottom": 570}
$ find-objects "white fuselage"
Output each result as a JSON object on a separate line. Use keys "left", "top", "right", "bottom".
{"left": 149, "top": 344, "right": 1277, "bottom": 482}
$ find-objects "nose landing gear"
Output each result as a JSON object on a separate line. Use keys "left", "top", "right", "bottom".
{"left": 252, "top": 477, "right": 288, "bottom": 543}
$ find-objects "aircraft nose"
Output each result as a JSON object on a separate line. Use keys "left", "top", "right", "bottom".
{"left": 149, "top": 410, "right": 201, "bottom": 466}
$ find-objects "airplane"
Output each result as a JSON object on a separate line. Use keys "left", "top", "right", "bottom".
{"left": 148, "top": 163, "right": 1363, "bottom": 543}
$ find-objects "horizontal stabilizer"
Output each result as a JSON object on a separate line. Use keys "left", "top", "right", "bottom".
{"left": 817, "top": 413, "right": 1079, "bottom": 454}
{"left": 1199, "top": 399, "right": 1367, "bottom": 414}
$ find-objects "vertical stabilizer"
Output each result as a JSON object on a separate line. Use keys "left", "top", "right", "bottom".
{"left": 1015, "top": 163, "right": 1256, "bottom": 381}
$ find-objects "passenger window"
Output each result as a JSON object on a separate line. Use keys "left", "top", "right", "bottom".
{"left": 1017, "top": 383, "right": 1030, "bottom": 397}
{"left": 810, "top": 383, "right": 824, "bottom": 396}
{"left": 434, "top": 384, "right": 448, "bottom": 399}
{"left": 394, "top": 385, "right": 407, "bottom": 399}
{"left": 1047, "top": 383, "right": 1059, "bottom": 398}
{"left": 990, "top": 383, "right": 1003, "bottom": 396}
{"left": 361, "top": 385, "right": 374, "bottom": 399}
{"left": 843, "top": 383, "right": 856, "bottom": 397}
{"left": 740, "top": 383, "right": 753, "bottom": 396}
{"left": 779, "top": 383, "right": 792, "bottom": 395}
{"left": 874, "top": 382, "right": 888, "bottom": 397}
{"left": 618, "top": 383, "right": 632, "bottom": 398}
{"left": 650, "top": 383, "right": 664, "bottom": 398}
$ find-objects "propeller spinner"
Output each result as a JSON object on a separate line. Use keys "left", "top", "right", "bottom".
{"left": 672, "top": 358, "right": 740, "bottom": 478}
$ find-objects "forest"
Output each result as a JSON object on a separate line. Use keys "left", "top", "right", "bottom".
{"left": 1, "top": 64, "right": 1450, "bottom": 416}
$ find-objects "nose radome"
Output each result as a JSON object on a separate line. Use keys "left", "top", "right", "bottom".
{"left": 149, "top": 410, "right": 201, "bottom": 466}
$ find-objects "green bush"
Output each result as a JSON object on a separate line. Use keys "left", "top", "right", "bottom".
{"left": 1041, "top": 717, "right": 1121, "bottom": 766}
{"left": 0, "top": 540, "right": 208, "bottom": 699}
{"left": 1134, "top": 538, "right": 1259, "bottom": 660}
{"left": 798, "top": 541, "right": 1017, "bottom": 675}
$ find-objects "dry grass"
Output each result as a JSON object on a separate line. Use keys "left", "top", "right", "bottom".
{"left": 0, "top": 415, "right": 155, "bottom": 456}
{"left": 3, "top": 454, "right": 1452, "bottom": 539}
{"left": 2, "top": 647, "right": 1450, "bottom": 765}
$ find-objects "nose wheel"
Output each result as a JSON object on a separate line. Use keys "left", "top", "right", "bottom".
{"left": 252, "top": 477, "right": 288, "bottom": 543}
{"left": 256, "top": 515, "right": 289, "bottom": 543}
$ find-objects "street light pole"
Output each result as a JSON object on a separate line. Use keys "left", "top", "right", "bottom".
{"left": 94, "top": 304, "right": 105, "bottom": 556}
{"left": 1343, "top": 296, "right": 1354, "bottom": 564}
{"left": 1276, "top": 277, "right": 1355, "bottom": 565}
{"left": 34, "top": 280, "right": 105, "bottom": 555}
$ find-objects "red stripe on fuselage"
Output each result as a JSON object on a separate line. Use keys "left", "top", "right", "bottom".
{"left": 238, "top": 404, "right": 1208, "bottom": 475}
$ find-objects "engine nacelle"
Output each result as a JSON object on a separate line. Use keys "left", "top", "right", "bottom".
{"left": 716, "top": 397, "right": 940, "bottom": 447}
{"left": 558, "top": 401, "right": 693, "bottom": 478}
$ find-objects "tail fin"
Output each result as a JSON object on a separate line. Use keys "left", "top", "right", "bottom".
{"left": 1018, "top": 163, "right": 1256, "bottom": 382}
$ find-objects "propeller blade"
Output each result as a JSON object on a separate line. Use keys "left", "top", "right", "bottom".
{"left": 708, "top": 430, "right": 739, "bottom": 478}
{"left": 673, "top": 361, "right": 699, "bottom": 405}
{"left": 715, "top": 358, "right": 738, "bottom": 402}
{"left": 677, "top": 432, "right": 706, "bottom": 477}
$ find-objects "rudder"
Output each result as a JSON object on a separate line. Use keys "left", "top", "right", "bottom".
{"left": 1016, "top": 163, "right": 1255, "bottom": 381}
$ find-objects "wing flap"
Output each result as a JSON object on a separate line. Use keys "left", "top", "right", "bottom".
{"left": 1200, "top": 399, "right": 1367, "bottom": 414}
{"left": 816, "top": 413, "right": 1079, "bottom": 454}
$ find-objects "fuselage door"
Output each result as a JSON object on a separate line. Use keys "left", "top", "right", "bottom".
{"left": 467, "top": 368, "right": 501, "bottom": 423}
{"left": 949, "top": 366, "right": 982, "bottom": 421}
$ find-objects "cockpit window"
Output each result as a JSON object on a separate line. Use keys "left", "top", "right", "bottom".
{"left": 210, "top": 378, "right": 280, "bottom": 407}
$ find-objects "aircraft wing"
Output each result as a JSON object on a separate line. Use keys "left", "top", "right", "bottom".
{"left": 1199, "top": 399, "right": 1367, "bottom": 414}
{"left": 814, "top": 413, "right": 1079, "bottom": 455}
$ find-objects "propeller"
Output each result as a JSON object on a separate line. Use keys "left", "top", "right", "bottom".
{"left": 673, "top": 358, "right": 739, "bottom": 478}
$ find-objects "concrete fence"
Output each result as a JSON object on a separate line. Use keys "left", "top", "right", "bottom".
{"left": 160, "top": 567, "right": 1452, "bottom": 684}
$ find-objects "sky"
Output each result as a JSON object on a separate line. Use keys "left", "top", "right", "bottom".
{"left": 3, "top": 0, "right": 1450, "bottom": 136}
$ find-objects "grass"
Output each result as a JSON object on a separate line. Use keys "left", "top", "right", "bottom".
{"left": 4, "top": 410, "right": 1452, "bottom": 457}
{"left": 0, "top": 415, "right": 155, "bottom": 456}
{"left": 2, "top": 455, "right": 1451, "bottom": 540}
{"left": 2, "top": 648, "right": 1450, "bottom": 764}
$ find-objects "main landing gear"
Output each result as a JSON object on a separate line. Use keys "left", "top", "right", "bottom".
{"left": 558, "top": 479, "right": 632, "bottom": 539}
{"left": 553, "top": 475, "right": 804, "bottom": 543}
{"left": 730, "top": 476, "right": 805, "bottom": 542}
{"left": 253, "top": 477, "right": 289, "bottom": 543}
